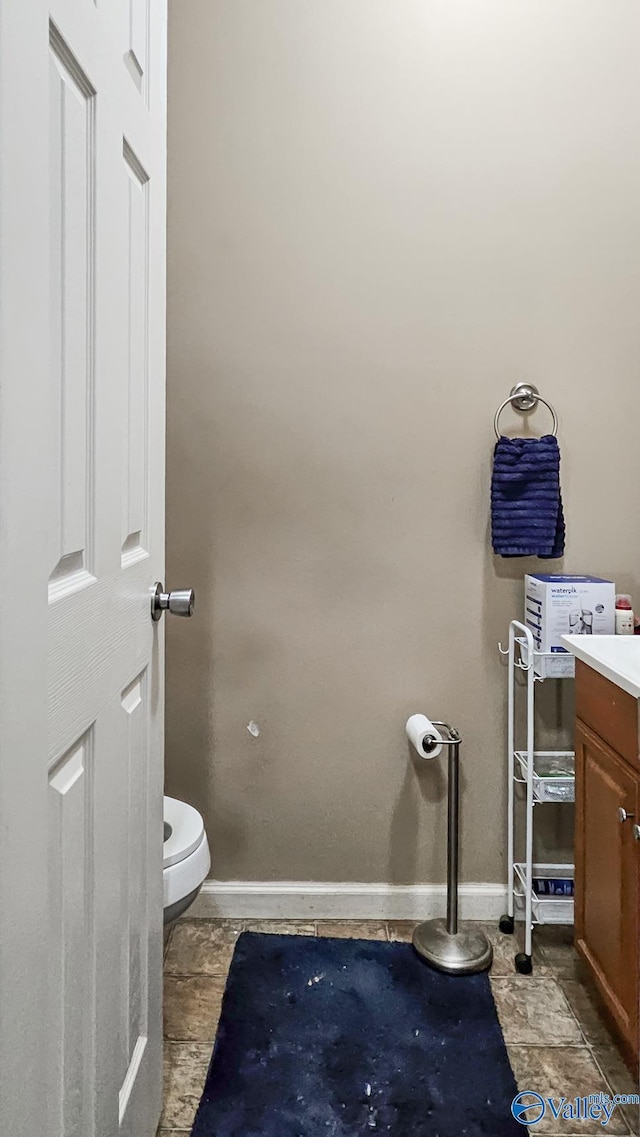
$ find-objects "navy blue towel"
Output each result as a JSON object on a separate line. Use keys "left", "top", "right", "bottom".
{"left": 491, "top": 434, "right": 565, "bottom": 558}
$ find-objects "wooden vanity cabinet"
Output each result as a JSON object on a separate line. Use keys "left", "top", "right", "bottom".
{"left": 574, "top": 659, "right": 640, "bottom": 1071}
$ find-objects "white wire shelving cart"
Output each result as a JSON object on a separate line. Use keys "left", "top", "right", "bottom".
{"left": 499, "top": 620, "right": 575, "bottom": 974}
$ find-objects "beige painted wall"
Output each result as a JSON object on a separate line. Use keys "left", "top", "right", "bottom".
{"left": 166, "top": 0, "right": 640, "bottom": 885}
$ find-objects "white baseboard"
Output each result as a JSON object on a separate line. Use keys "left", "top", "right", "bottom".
{"left": 189, "top": 880, "right": 508, "bottom": 922}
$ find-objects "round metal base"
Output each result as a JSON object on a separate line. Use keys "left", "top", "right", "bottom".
{"left": 412, "top": 918, "right": 493, "bottom": 974}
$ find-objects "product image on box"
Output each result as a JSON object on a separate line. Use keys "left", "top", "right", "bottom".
{"left": 524, "top": 574, "right": 615, "bottom": 677}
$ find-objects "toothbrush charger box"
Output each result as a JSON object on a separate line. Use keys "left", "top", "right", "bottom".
{"left": 524, "top": 574, "right": 615, "bottom": 677}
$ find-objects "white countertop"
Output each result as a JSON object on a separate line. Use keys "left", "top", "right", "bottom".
{"left": 561, "top": 635, "right": 640, "bottom": 699}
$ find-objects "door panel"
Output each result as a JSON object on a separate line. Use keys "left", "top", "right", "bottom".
{"left": 120, "top": 671, "right": 150, "bottom": 1090}
{"left": 575, "top": 719, "right": 638, "bottom": 1057}
{"left": 0, "top": 0, "right": 167, "bottom": 1134}
{"left": 48, "top": 29, "right": 96, "bottom": 594}
{"left": 122, "top": 142, "right": 150, "bottom": 563}
{"left": 124, "top": 0, "right": 150, "bottom": 99}
{"left": 48, "top": 729, "right": 96, "bottom": 1137}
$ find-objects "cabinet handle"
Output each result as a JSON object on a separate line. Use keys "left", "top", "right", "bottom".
{"left": 634, "top": 825, "right": 640, "bottom": 842}
{"left": 618, "top": 807, "right": 635, "bottom": 823}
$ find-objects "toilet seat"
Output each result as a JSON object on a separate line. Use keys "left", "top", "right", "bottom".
{"left": 163, "top": 796, "right": 211, "bottom": 910}
{"left": 164, "top": 796, "right": 205, "bottom": 868}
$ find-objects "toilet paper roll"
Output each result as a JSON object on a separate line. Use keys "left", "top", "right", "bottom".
{"left": 405, "top": 714, "right": 443, "bottom": 759}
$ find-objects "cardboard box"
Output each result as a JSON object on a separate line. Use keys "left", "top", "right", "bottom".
{"left": 524, "top": 574, "right": 615, "bottom": 677}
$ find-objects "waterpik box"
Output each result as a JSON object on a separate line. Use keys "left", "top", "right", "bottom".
{"left": 524, "top": 574, "right": 615, "bottom": 677}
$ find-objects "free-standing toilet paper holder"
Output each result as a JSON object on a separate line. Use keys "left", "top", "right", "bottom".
{"left": 412, "top": 721, "right": 493, "bottom": 975}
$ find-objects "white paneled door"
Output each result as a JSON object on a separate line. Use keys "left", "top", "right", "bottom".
{"left": 0, "top": 2, "right": 167, "bottom": 1136}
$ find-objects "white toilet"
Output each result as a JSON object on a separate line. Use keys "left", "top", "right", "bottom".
{"left": 163, "top": 795, "right": 211, "bottom": 925}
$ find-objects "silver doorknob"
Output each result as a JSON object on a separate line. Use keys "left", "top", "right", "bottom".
{"left": 634, "top": 824, "right": 640, "bottom": 842}
{"left": 618, "top": 807, "right": 635, "bottom": 824}
{"left": 151, "top": 582, "right": 195, "bottom": 621}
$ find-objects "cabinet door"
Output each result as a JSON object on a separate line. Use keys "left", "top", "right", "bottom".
{"left": 575, "top": 719, "right": 638, "bottom": 1060}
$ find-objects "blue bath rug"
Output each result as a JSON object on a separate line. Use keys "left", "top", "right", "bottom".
{"left": 191, "top": 932, "right": 524, "bottom": 1137}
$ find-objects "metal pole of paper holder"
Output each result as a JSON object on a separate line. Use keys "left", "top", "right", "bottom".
{"left": 412, "top": 721, "right": 493, "bottom": 975}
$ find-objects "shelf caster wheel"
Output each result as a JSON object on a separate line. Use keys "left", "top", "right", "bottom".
{"left": 515, "top": 953, "right": 533, "bottom": 975}
{"left": 499, "top": 914, "right": 515, "bottom": 935}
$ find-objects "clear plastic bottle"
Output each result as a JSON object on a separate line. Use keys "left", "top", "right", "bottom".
{"left": 615, "top": 594, "right": 634, "bottom": 635}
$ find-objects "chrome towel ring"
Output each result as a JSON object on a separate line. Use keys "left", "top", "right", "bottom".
{"left": 494, "top": 383, "right": 558, "bottom": 440}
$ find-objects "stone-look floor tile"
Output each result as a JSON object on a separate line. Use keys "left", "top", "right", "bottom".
{"left": 158, "top": 917, "right": 635, "bottom": 1135}
{"left": 163, "top": 976, "right": 227, "bottom": 1041}
{"left": 507, "top": 1045, "right": 629, "bottom": 1134}
{"left": 160, "top": 1042, "right": 211, "bottom": 1129}
{"left": 535, "top": 924, "right": 574, "bottom": 950}
{"left": 559, "top": 979, "right": 615, "bottom": 1047}
{"left": 536, "top": 926, "right": 582, "bottom": 978}
{"left": 315, "top": 921, "right": 387, "bottom": 940}
{"left": 474, "top": 923, "right": 550, "bottom": 977}
{"left": 243, "top": 920, "right": 315, "bottom": 936}
{"left": 592, "top": 1041, "right": 639, "bottom": 1134}
{"left": 491, "top": 977, "right": 582, "bottom": 1045}
{"left": 165, "top": 920, "right": 244, "bottom": 976}
{"left": 559, "top": 975, "right": 640, "bottom": 1131}
{"left": 483, "top": 926, "right": 525, "bottom": 978}
{"left": 387, "top": 921, "right": 418, "bottom": 942}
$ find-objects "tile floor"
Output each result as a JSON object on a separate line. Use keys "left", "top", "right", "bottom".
{"left": 158, "top": 919, "right": 639, "bottom": 1136}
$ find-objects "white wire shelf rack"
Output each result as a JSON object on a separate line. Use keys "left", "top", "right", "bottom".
{"left": 517, "top": 637, "right": 575, "bottom": 679}
{"left": 513, "top": 862, "right": 575, "bottom": 925}
{"left": 514, "top": 751, "right": 575, "bottom": 803}
{"left": 499, "top": 621, "right": 575, "bottom": 974}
